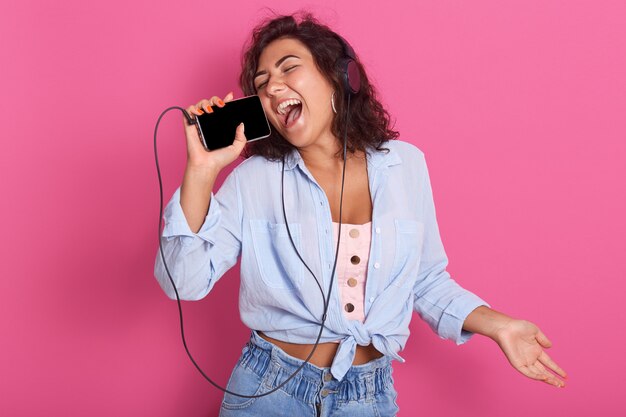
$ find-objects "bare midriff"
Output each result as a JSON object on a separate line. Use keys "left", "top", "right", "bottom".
{"left": 258, "top": 332, "right": 383, "bottom": 367}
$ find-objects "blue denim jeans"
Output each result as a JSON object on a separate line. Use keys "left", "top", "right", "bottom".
{"left": 218, "top": 330, "right": 399, "bottom": 417}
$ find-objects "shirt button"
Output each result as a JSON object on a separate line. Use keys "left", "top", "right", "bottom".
{"left": 349, "top": 228, "right": 360, "bottom": 238}
{"left": 369, "top": 297, "right": 375, "bottom": 303}
{"left": 374, "top": 262, "right": 380, "bottom": 269}
{"left": 350, "top": 255, "right": 360, "bottom": 265}
{"left": 347, "top": 278, "right": 358, "bottom": 287}
{"left": 323, "top": 373, "right": 333, "bottom": 382}
{"left": 344, "top": 303, "right": 355, "bottom": 313}
{"left": 375, "top": 227, "right": 381, "bottom": 234}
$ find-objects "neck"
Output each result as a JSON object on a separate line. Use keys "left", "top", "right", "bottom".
{"left": 297, "top": 134, "right": 344, "bottom": 170}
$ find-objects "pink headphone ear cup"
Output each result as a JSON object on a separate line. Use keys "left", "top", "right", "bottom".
{"left": 345, "top": 59, "right": 361, "bottom": 95}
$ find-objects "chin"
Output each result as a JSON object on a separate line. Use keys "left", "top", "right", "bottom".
{"left": 281, "top": 136, "right": 307, "bottom": 149}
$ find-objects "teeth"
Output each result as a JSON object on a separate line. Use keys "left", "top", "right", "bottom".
{"left": 276, "top": 99, "right": 302, "bottom": 115}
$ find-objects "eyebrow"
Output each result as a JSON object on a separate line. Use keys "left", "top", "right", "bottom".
{"left": 254, "top": 55, "right": 300, "bottom": 80}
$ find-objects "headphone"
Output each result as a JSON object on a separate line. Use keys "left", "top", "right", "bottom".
{"left": 336, "top": 35, "right": 362, "bottom": 97}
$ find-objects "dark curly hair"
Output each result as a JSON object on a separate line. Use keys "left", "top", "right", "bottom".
{"left": 239, "top": 12, "right": 398, "bottom": 160}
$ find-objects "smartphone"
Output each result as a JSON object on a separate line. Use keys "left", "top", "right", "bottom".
{"left": 196, "top": 95, "right": 271, "bottom": 151}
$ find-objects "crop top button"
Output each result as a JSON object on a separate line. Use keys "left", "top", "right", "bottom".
{"left": 349, "top": 228, "right": 360, "bottom": 238}
{"left": 350, "top": 255, "right": 360, "bottom": 265}
{"left": 347, "top": 277, "right": 358, "bottom": 287}
{"left": 344, "top": 303, "right": 355, "bottom": 313}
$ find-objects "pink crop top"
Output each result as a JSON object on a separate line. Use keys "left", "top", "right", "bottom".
{"left": 331, "top": 221, "right": 372, "bottom": 323}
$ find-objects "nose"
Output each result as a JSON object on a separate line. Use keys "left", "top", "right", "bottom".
{"left": 265, "top": 77, "right": 286, "bottom": 96}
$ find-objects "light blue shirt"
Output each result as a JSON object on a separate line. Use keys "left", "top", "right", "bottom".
{"left": 155, "top": 140, "right": 490, "bottom": 381}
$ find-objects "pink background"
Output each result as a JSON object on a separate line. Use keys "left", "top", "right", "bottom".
{"left": 1, "top": 0, "right": 624, "bottom": 416}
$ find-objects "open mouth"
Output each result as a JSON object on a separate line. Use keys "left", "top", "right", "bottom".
{"left": 276, "top": 99, "right": 302, "bottom": 128}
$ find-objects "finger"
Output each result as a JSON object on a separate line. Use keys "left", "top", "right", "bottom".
{"left": 535, "top": 329, "right": 553, "bottom": 349}
{"left": 201, "top": 95, "right": 226, "bottom": 112}
{"left": 186, "top": 104, "right": 204, "bottom": 117}
{"left": 526, "top": 361, "right": 566, "bottom": 388}
{"left": 224, "top": 91, "right": 234, "bottom": 103}
{"left": 229, "top": 122, "right": 247, "bottom": 153}
{"left": 539, "top": 371, "right": 566, "bottom": 388}
{"left": 182, "top": 106, "right": 205, "bottom": 151}
{"left": 539, "top": 373, "right": 566, "bottom": 388}
{"left": 515, "top": 360, "right": 551, "bottom": 383}
{"left": 539, "top": 350, "right": 568, "bottom": 379}
{"left": 519, "top": 361, "right": 547, "bottom": 381}
{"left": 195, "top": 99, "right": 214, "bottom": 114}
{"left": 212, "top": 95, "right": 226, "bottom": 108}
{"left": 183, "top": 105, "right": 196, "bottom": 125}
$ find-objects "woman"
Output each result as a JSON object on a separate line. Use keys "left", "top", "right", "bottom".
{"left": 155, "top": 13, "right": 567, "bottom": 416}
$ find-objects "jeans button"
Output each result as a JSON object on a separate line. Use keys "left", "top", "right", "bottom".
{"left": 324, "top": 373, "right": 333, "bottom": 382}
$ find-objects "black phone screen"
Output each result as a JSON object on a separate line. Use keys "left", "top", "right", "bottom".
{"left": 196, "top": 95, "right": 271, "bottom": 151}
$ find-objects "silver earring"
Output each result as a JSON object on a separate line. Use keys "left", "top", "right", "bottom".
{"left": 331, "top": 91, "right": 338, "bottom": 114}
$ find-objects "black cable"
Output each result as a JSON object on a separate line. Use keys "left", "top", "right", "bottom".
{"left": 155, "top": 106, "right": 314, "bottom": 398}
{"left": 281, "top": 92, "right": 351, "bottom": 366}
{"left": 154, "top": 97, "right": 350, "bottom": 398}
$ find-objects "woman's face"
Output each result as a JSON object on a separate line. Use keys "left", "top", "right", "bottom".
{"left": 254, "top": 37, "right": 336, "bottom": 150}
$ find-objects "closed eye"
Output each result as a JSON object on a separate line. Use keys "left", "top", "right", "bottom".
{"left": 255, "top": 65, "right": 299, "bottom": 91}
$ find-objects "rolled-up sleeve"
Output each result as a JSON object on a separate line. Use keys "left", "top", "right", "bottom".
{"left": 412, "top": 157, "right": 490, "bottom": 345}
{"left": 154, "top": 170, "right": 242, "bottom": 301}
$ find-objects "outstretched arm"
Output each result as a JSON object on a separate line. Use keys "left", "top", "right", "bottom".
{"left": 462, "top": 306, "right": 568, "bottom": 388}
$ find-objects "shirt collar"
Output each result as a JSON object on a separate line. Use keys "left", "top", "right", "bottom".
{"left": 282, "top": 140, "right": 402, "bottom": 171}
{"left": 365, "top": 141, "right": 402, "bottom": 170}
{"left": 282, "top": 149, "right": 301, "bottom": 170}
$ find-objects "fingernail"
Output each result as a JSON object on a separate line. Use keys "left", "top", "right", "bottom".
{"left": 206, "top": 106, "right": 213, "bottom": 113}
{"left": 197, "top": 109, "right": 204, "bottom": 114}
{"left": 239, "top": 122, "right": 245, "bottom": 132}
{"left": 217, "top": 99, "right": 225, "bottom": 106}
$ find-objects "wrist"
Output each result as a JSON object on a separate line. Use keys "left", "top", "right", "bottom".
{"left": 463, "top": 306, "right": 515, "bottom": 341}
{"left": 184, "top": 163, "right": 220, "bottom": 182}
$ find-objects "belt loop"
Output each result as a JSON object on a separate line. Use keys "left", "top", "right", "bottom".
{"left": 262, "top": 357, "right": 278, "bottom": 391}
{"left": 365, "top": 373, "right": 376, "bottom": 402}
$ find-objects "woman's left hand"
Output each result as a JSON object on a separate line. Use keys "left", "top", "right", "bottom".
{"left": 493, "top": 319, "right": 568, "bottom": 388}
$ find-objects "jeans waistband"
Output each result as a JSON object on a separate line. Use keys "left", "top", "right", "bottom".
{"left": 240, "top": 330, "right": 394, "bottom": 404}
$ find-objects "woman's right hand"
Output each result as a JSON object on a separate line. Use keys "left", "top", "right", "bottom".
{"left": 180, "top": 92, "right": 245, "bottom": 232}
{"left": 183, "top": 92, "right": 247, "bottom": 173}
